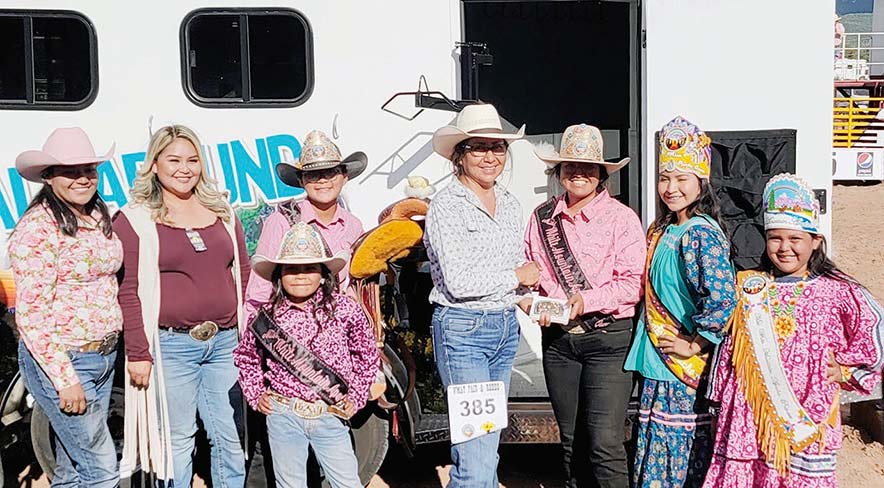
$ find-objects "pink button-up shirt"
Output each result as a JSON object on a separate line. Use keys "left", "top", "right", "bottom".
{"left": 524, "top": 190, "right": 645, "bottom": 319}
{"left": 244, "top": 201, "right": 364, "bottom": 318}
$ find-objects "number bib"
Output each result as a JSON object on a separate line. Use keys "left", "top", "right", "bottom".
{"left": 446, "top": 381, "right": 508, "bottom": 445}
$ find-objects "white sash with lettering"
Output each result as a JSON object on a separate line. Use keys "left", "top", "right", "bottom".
{"left": 731, "top": 272, "right": 837, "bottom": 474}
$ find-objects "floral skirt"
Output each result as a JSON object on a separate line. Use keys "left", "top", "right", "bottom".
{"left": 702, "top": 452, "right": 837, "bottom": 488}
{"left": 633, "top": 378, "right": 714, "bottom": 488}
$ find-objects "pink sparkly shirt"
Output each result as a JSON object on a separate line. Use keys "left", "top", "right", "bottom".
{"left": 234, "top": 290, "right": 379, "bottom": 410}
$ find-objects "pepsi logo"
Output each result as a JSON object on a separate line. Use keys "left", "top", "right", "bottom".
{"left": 857, "top": 152, "right": 873, "bottom": 169}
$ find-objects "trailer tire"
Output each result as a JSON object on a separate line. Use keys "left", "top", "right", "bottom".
{"left": 29, "top": 404, "right": 55, "bottom": 480}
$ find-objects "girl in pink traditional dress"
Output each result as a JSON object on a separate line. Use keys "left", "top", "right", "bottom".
{"left": 703, "top": 174, "right": 884, "bottom": 488}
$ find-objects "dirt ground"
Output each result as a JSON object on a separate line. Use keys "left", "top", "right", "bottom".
{"left": 830, "top": 182, "right": 884, "bottom": 488}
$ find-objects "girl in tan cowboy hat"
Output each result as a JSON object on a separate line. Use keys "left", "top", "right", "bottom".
{"left": 10, "top": 127, "right": 122, "bottom": 487}
{"left": 247, "top": 129, "right": 366, "bottom": 322}
{"left": 423, "top": 103, "right": 539, "bottom": 487}
{"left": 234, "top": 222, "right": 379, "bottom": 488}
{"left": 524, "top": 124, "right": 645, "bottom": 487}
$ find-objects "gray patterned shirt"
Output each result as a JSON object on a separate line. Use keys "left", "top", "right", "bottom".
{"left": 424, "top": 178, "right": 524, "bottom": 310}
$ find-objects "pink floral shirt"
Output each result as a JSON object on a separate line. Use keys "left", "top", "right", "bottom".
{"left": 9, "top": 205, "right": 123, "bottom": 391}
{"left": 234, "top": 290, "right": 379, "bottom": 410}
{"left": 524, "top": 191, "right": 646, "bottom": 319}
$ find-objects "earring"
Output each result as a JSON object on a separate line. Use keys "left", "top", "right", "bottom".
{"left": 320, "top": 278, "right": 326, "bottom": 285}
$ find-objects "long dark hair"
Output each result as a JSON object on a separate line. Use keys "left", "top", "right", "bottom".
{"left": 650, "top": 177, "right": 728, "bottom": 236}
{"left": 19, "top": 182, "right": 113, "bottom": 238}
{"left": 761, "top": 234, "right": 857, "bottom": 284}
{"left": 269, "top": 264, "right": 339, "bottom": 343}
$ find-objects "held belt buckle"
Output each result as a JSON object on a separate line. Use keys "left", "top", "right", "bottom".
{"left": 292, "top": 398, "right": 325, "bottom": 419}
{"left": 189, "top": 321, "right": 219, "bottom": 341}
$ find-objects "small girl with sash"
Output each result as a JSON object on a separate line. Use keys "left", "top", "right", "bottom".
{"left": 624, "top": 116, "right": 737, "bottom": 487}
{"left": 703, "top": 174, "right": 884, "bottom": 488}
{"left": 234, "top": 222, "right": 379, "bottom": 488}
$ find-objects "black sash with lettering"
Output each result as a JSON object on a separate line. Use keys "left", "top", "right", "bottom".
{"left": 251, "top": 310, "right": 349, "bottom": 405}
{"left": 534, "top": 197, "right": 612, "bottom": 329}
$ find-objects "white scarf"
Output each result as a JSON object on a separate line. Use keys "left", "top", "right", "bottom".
{"left": 118, "top": 203, "right": 244, "bottom": 480}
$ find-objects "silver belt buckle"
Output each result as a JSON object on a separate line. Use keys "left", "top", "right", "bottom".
{"left": 189, "top": 321, "right": 219, "bottom": 341}
{"left": 292, "top": 398, "right": 325, "bottom": 419}
{"left": 97, "top": 332, "right": 119, "bottom": 355}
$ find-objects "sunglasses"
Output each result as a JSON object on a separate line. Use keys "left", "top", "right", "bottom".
{"left": 462, "top": 141, "right": 508, "bottom": 157}
{"left": 302, "top": 166, "right": 344, "bottom": 183}
{"left": 46, "top": 164, "right": 99, "bottom": 179}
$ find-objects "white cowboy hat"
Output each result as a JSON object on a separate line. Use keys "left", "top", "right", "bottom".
{"left": 534, "top": 124, "right": 629, "bottom": 173}
{"left": 15, "top": 127, "right": 115, "bottom": 183}
{"left": 276, "top": 130, "right": 367, "bottom": 187}
{"left": 431, "top": 104, "right": 525, "bottom": 160}
{"left": 252, "top": 221, "right": 349, "bottom": 281}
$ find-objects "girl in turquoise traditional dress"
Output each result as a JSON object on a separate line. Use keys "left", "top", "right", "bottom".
{"left": 624, "top": 116, "right": 737, "bottom": 488}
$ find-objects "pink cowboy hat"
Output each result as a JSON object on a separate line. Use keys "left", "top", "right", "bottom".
{"left": 15, "top": 127, "right": 115, "bottom": 182}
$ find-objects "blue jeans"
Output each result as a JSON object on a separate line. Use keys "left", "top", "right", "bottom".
{"left": 159, "top": 327, "right": 245, "bottom": 488}
{"left": 18, "top": 341, "right": 118, "bottom": 488}
{"left": 266, "top": 398, "right": 360, "bottom": 488}
{"left": 431, "top": 305, "right": 520, "bottom": 488}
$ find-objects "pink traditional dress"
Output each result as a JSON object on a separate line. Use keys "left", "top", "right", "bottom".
{"left": 704, "top": 274, "right": 883, "bottom": 488}
{"left": 703, "top": 174, "right": 884, "bottom": 488}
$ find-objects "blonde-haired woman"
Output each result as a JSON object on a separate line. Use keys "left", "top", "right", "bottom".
{"left": 115, "top": 124, "right": 249, "bottom": 486}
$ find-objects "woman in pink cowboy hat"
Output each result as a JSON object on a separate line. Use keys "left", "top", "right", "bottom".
{"left": 525, "top": 124, "right": 645, "bottom": 488}
{"left": 424, "top": 103, "right": 540, "bottom": 487}
{"left": 9, "top": 127, "right": 122, "bottom": 487}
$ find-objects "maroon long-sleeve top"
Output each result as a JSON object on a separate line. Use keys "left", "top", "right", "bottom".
{"left": 114, "top": 213, "right": 250, "bottom": 362}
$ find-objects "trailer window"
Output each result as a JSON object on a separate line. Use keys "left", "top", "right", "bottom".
{"left": 0, "top": 11, "right": 97, "bottom": 110}
{"left": 182, "top": 8, "right": 313, "bottom": 108}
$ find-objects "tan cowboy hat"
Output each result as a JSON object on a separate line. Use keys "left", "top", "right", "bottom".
{"left": 15, "top": 127, "right": 115, "bottom": 183}
{"left": 534, "top": 124, "right": 629, "bottom": 173}
{"left": 252, "top": 221, "right": 348, "bottom": 281}
{"left": 432, "top": 104, "right": 525, "bottom": 160}
{"left": 276, "top": 130, "right": 367, "bottom": 188}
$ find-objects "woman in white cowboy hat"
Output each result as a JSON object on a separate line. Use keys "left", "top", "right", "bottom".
{"left": 234, "top": 222, "right": 379, "bottom": 488}
{"left": 524, "top": 124, "right": 645, "bottom": 488}
{"left": 114, "top": 124, "right": 250, "bottom": 486}
{"left": 423, "top": 103, "right": 540, "bottom": 488}
{"left": 10, "top": 127, "right": 122, "bottom": 487}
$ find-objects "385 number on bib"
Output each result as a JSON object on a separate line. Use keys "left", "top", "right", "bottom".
{"left": 446, "top": 381, "right": 508, "bottom": 445}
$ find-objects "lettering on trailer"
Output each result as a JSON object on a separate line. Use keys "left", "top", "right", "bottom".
{"left": 0, "top": 133, "right": 304, "bottom": 232}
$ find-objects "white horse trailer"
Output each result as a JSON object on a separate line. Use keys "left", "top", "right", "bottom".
{"left": 0, "top": 0, "right": 835, "bottom": 486}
